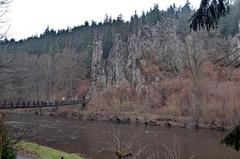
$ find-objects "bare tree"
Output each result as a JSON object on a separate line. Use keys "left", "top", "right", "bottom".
{"left": 0, "top": 0, "right": 13, "bottom": 99}
{"left": 0, "top": 0, "right": 11, "bottom": 39}
{"left": 181, "top": 34, "right": 207, "bottom": 127}
{"left": 0, "top": 54, "right": 15, "bottom": 98}
{"left": 183, "top": 35, "right": 206, "bottom": 86}
{"left": 99, "top": 126, "right": 145, "bottom": 159}
{"left": 148, "top": 137, "right": 198, "bottom": 159}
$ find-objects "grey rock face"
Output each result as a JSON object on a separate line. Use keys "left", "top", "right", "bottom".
{"left": 229, "top": 21, "right": 240, "bottom": 63}
{"left": 91, "top": 40, "right": 107, "bottom": 88}
{"left": 107, "top": 34, "right": 128, "bottom": 86}
{"left": 90, "top": 18, "right": 192, "bottom": 92}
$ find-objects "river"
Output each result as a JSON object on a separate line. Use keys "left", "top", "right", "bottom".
{"left": 5, "top": 113, "right": 240, "bottom": 159}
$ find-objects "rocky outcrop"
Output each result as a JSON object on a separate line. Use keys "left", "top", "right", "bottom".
{"left": 229, "top": 20, "right": 240, "bottom": 63}
{"left": 91, "top": 18, "right": 184, "bottom": 93}
{"left": 91, "top": 38, "right": 107, "bottom": 88}
{"left": 90, "top": 17, "right": 229, "bottom": 98}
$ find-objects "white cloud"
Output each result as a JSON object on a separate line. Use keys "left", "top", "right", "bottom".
{"left": 6, "top": 0, "right": 200, "bottom": 40}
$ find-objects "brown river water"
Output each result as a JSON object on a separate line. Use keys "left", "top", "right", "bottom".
{"left": 5, "top": 113, "right": 240, "bottom": 159}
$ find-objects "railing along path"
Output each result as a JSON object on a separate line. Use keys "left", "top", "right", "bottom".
{"left": 0, "top": 99, "right": 85, "bottom": 109}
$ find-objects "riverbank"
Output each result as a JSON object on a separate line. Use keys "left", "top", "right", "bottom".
{"left": 15, "top": 141, "right": 86, "bottom": 159}
{"left": 6, "top": 105, "right": 233, "bottom": 131}
{"left": 48, "top": 111, "right": 230, "bottom": 130}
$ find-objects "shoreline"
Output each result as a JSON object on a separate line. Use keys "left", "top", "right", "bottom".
{"left": 6, "top": 109, "right": 233, "bottom": 131}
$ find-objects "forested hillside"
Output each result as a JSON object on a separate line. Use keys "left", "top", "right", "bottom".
{"left": 1, "top": 1, "right": 240, "bottom": 128}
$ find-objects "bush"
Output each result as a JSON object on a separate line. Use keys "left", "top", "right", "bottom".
{"left": 0, "top": 113, "right": 16, "bottom": 159}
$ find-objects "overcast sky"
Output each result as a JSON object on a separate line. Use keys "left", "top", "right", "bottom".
{"left": 6, "top": 0, "right": 200, "bottom": 40}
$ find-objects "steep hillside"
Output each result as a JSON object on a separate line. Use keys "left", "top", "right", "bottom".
{"left": 0, "top": 2, "right": 240, "bottom": 128}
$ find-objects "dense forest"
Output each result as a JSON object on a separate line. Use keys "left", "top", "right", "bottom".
{"left": 0, "top": 1, "right": 239, "bottom": 54}
{"left": 0, "top": 0, "right": 240, "bottom": 129}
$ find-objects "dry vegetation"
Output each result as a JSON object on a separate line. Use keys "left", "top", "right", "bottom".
{"left": 88, "top": 61, "right": 240, "bottom": 129}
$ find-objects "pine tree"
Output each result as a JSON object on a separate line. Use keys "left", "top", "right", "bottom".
{"left": 177, "top": 0, "right": 193, "bottom": 35}
{"left": 190, "top": 0, "right": 230, "bottom": 31}
{"left": 219, "top": 0, "right": 240, "bottom": 36}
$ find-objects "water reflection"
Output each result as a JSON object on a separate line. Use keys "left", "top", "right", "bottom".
{"left": 6, "top": 114, "right": 240, "bottom": 159}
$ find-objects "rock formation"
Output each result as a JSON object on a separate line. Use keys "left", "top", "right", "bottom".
{"left": 90, "top": 18, "right": 183, "bottom": 92}
{"left": 229, "top": 20, "right": 240, "bottom": 65}
{"left": 90, "top": 18, "right": 226, "bottom": 95}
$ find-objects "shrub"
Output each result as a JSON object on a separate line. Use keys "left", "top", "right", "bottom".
{"left": 0, "top": 113, "right": 16, "bottom": 159}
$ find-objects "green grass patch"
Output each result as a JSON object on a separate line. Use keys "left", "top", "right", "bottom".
{"left": 15, "top": 141, "right": 86, "bottom": 159}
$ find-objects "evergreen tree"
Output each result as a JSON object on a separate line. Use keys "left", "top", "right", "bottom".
{"left": 166, "top": 3, "right": 177, "bottom": 17}
{"left": 222, "top": 125, "right": 240, "bottom": 151}
{"left": 130, "top": 11, "right": 140, "bottom": 32}
{"left": 140, "top": 11, "right": 146, "bottom": 25}
{"left": 219, "top": 0, "right": 240, "bottom": 36}
{"left": 177, "top": 0, "right": 193, "bottom": 35}
{"left": 84, "top": 21, "right": 89, "bottom": 27}
{"left": 91, "top": 20, "right": 97, "bottom": 27}
{"left": 104, "top": 14, "right": 112, "bottom": 25}
{"left": 116, "top": 14, "right": 124, "bottom": 24}
{"left": 190, "top": 0, "right": 230, "bottom": 31}
{"left": 146, "top": 4, "right": 161, "bottom": 24}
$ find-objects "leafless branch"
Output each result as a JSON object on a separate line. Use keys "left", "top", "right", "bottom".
{"left": 98, "top": 124, "right": 145, "bottom": 159}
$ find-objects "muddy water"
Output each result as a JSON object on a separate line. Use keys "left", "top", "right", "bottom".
{"left": 6, "top": 113, "right": 240, "bottom": 159}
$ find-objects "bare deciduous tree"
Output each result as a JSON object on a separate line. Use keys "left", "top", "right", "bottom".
{"left": 181, "top": 34, "right": 207, "bottom": 127}
{"left": 0, "top": 0, "right": 13, "bottom": 99}
{"left": 148, "top": 137, "right": 198, "bottom": 159}
{"left": 99, "top": 126, "right": 145, "bottom": 159}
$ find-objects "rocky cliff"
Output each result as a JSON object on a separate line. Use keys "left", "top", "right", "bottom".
{"left": 90, "top": 18, "right": 227, "bottom": 94}
{"left": 91, "top": 18, "right": 185, "bottom": 93}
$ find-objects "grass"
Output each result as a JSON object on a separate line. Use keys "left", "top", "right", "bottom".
{"left": 15, "top": 141, "right": 86, "bottom": 159}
